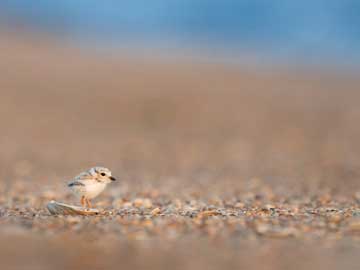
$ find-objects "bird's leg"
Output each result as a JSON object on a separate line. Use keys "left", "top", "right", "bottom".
{"left": 86, "top": 198, "right": 92, "bottom": 209}
{"left": 80, "top": 196, "right": 86, "bottom": 208}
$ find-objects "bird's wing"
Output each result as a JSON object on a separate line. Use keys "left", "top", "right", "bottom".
{"left": 67, "top": 172, "right": 94, "bottom": 187}
{"left": 67, "top": 180, "right": 85, "bottom": 187}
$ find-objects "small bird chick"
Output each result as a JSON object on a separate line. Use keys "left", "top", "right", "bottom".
{"left": 67, "top": 167, "right": 116, "bottom": 208}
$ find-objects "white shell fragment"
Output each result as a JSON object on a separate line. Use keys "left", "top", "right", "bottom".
{"left": 47, "top": 200, "right": 100, "bottom": 216}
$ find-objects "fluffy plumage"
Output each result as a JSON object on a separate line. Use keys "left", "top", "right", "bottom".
{"left": 68, "top": 167, "right": 116, "bottom": 208}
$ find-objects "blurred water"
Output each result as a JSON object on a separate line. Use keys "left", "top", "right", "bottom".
{"left": 0, "top": 1, "right": 359, "bottom": 64}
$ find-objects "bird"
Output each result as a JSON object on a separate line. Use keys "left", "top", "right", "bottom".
{"left": 67, "top": 167, "right": 116, "bottom": 208}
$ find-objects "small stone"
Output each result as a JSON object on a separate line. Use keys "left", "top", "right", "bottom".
{"left": 143, "top": 199, "right": 153, "bottom": 209}
{"left": 234, "top": 202, "right": 245, "bottom": 208}
{"left": 150, "top": 207, "right": 161, "bottom": 216}
{"left": 198, "top": 210, "right": 219, "bottom": 218}
{"left": 133, "top": 199, "right": 144, "bottom": 207}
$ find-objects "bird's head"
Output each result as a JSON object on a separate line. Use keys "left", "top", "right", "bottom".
{"left": 89, "top": 166, "right": 116, "bottom": 183}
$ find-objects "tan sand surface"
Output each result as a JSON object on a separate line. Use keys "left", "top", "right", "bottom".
{"left": 0, "top": 33, "right": 359, "bottom": 270}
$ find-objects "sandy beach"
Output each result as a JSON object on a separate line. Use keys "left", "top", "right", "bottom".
{"left": 0, "top": 33, "right": 359, "bottom": 270}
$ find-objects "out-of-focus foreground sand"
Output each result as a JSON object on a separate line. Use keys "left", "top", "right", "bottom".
{"left": 0, "top": 33, "right": 360, "bottom": 270}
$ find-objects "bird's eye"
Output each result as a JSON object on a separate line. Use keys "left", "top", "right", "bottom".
{"left": 100, "top": 173, "right": 106, "bottom": 176}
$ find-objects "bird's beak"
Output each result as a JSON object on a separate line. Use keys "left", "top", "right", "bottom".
{"left": 110, "top": 176, "right": 116, "bottom": 181}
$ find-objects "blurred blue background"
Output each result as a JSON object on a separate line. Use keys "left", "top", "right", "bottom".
{"left": 0, "top": 1, "right": 359, "bottom": 65}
